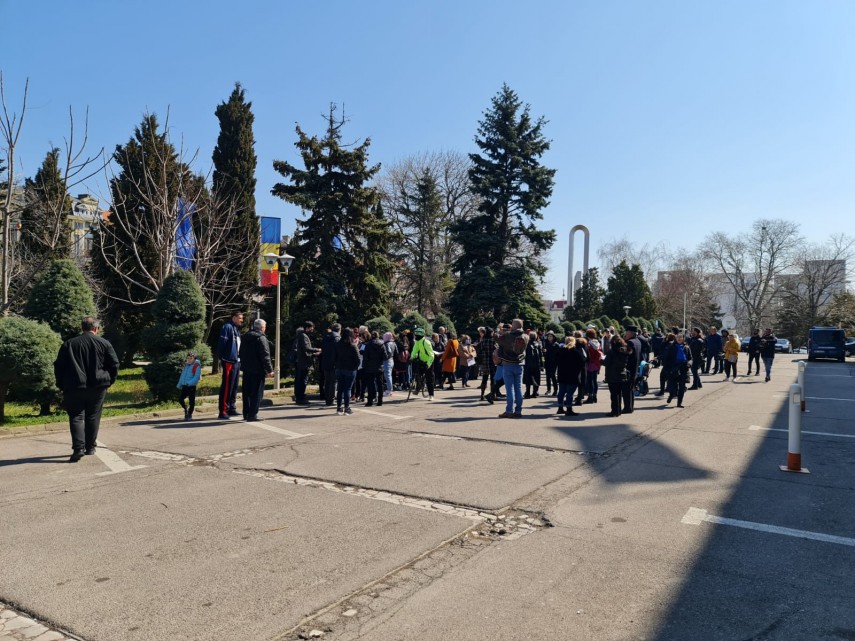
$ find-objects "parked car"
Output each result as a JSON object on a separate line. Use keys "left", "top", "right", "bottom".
{"left": 775, "top": 338, "right": 792, "bottom": 354}
{"left": 740, "top": 336, "right": 750, "bottom": 352}
{"left": 845, "top": 338, "right": 855, "bottom": 358}
{"left": 808, "top": 327, "right": 845, "bottom": 362}
{"left": 795, "top": 347, "right": 807, "bottom": 354}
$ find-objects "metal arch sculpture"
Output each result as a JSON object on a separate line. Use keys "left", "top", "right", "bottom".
{"left": 568, "top": 225, "right": 590, "bottom": 307}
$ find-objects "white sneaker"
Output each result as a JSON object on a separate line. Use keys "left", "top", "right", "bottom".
{"left": 732, "top": 377, "right": 738, "bottom": 382}
{"left": 428, "top": 396, "right": 434, "bottom": 402}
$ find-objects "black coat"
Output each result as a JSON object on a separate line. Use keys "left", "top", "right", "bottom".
{"left": 334, "top": 340, "right": 360, "bottom": 371}
{"left": 239, "top": 329, "right": 273, "bottom": 376}
{"left": 626, "top": 337, "right": 642, "bottom": 379}
{"left": 544, "top": 340, "right": 560, "bottom": 368}
{"left": 556, "top": 346, "right": 585, "bottom": 385}
{"left": 362, "top": 338, "right": 386, "bottom": 373}
{"left": 662, "top": 343, "right": 692, "bottom": 373}
{"left": 603, "top": 346, "right": 629, "bottom": 384}
{"left": 54, "top": 332, "right": 119, "bottom": 391}
{"left": 525, "top": 340, "right": 543, "bottom": 370}
{"left": 320, "top": 331, "right": 340, "bottom": 370}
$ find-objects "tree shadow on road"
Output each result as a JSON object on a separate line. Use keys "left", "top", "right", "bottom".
{"left": 0, "top": 455, "right": 69, "bottom": 467}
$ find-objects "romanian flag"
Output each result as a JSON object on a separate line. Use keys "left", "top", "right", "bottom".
{"left": 259, "top": 216, "right": 281, "bottom": 287}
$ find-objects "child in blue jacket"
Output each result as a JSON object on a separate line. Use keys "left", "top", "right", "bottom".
{"left": 177, "top": 352, "right": 202, "bottom": 420}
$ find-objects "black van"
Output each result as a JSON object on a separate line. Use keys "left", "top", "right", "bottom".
{"left": 807, "top": 327, "right": 846, "bottom": 362}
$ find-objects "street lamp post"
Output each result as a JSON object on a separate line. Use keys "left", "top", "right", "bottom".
{"left": 623, "top": 305, "right": 631, "bottom": 318}
{"left": 263, "top": 252, "right": 295, "bottom": 392}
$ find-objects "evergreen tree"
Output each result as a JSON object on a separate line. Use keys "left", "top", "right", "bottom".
{"left": 90, "top": 114, "right": 200, "bottom": 363}
{"left": 602, "top": 260, "right": 656, "bottom": 320}
{"left": 143, "top": 270, "right": 209, "bottom": 401}
{"left": 571, "top": 267, "right": 605, "bottom": 322}
{"left": 433, "top": 312, "right": 457, "bottom": 337}
{"left": 24, "top": 259, "right": 96, "bottom": 341}
{"left": 19, "top": 149, "right": 72, "bottom": 260}
{"left": 271, "top": 105, "right": 394, "bottom": 328}
{"left": 449, "top": 85, "right": 556, "bottom": 329}
{"left": 211, "top": 82, "right": 261, "bottom": 308}
{"left": 0, "top": 316, "right": 62, "bottom": 422}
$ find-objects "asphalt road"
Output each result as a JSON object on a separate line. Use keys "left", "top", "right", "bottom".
{"left": 1, "top": 355, "right": 853, "bottom": 641}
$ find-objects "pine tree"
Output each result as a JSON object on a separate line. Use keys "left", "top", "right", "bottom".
{"left": 24, "top": 259, "right": 96, "bottom": 341}
{"left": 211, "top": 82, "right": 260, "bottom": 305}
{"left": 448, "top": 85, "right": 556, "bottom": 330}
{"left": 271, "top": 105, "right": 394, "bottom": 328}
{"left": 602, "top": 260, "right": 657, "bottom": 320}
{"left": 19, "top": 149, "right": 72, "bottom": 260}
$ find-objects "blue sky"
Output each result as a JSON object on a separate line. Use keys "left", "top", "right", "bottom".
{"left": 3, "top": 1, "right": 853, "bottom": 299}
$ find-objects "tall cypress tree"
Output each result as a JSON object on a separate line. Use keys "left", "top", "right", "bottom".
{"left": 212, "top": 82, "right": 260, "bottom": 300}
{"left": 20, "top": 148, "right": 72, "bottom": 260}
{"left": 271, "top": 105, "right": 393, "bottom": 328}
{"left": 449, "top": 85, "right": 556, "bottom": 330}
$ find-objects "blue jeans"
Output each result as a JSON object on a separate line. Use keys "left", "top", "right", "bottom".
{"left": 762, "top": 356, "right": 774, "bottom": 378}
{"left": 557, "top": 382, "right": 577, "bottom": 408}
{"left": 502, "top": 363, "right": 524, "bottom": 414}
{"left": 335, "top": 370, "right": 355, "bottom": 409}
{"left": 383, "top": 360, "right": 393, "bottom": 393}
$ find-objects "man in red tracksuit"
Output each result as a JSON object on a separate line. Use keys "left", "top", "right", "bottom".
{"left": 217, "top": 311, "right": 244, "bottom": 419}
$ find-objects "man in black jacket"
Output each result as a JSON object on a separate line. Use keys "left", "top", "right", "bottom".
{"left": 320, "top": 324, "right": 341, "bottom": 406}
{"left": 688, "top": 327, "right": 706, "bottom": 389}
{"left": 54, "top": 317, "right": 119, "bottom": 462}
{"left": 746, "top": 329, "right": 761, "bottom": 376}
{"left": 294, "top": 321, "right": 321, "bottom": 405}
{"left": 239, "top": 318, "right": 274, "bottom": 421}
{"left": 623, "top": 326, "right": 642, "bottom": 414}
{"left": 758, "top": 328, "right": 777, "bottom": 382}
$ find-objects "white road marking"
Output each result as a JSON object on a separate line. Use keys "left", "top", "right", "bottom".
{"left": 806, "top": 396, "right": 855, "bottom": 402}
{"left": 94, "top": 441, "right": 147, "bottom": 476}
{"left": 748, "top": 425, "right": 855, "bottom": 439}
{"left": 681, "top": 507, "right": 855, "bottom": 547}
{"left": 351, "top": 408, "right": 412, "bottom": 420}
{"left": 247, "top": 421, "right": 312, "bottom": 439}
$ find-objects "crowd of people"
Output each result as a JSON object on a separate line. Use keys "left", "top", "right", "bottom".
{"left": 50, "top": 310, "right": 783, "bottom": 461}
{"left": 235, "top": 319, "right": 780, "bottom": 420}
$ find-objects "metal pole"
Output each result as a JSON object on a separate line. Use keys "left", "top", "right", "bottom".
{"left": 780, "top": 383, "right": 809, "bottom": 473}
{"left": 274, "top": 268, "right": 281, "bottom": 392}
{"left": 683, "top": 292, "right": 687, "bottom": 332}
{"left": 798, "top": 361, "right": 806, "bottom": 412}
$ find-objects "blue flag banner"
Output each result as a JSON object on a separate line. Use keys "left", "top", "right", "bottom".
{"left": 176, "top": 198, "right": 196, "bottom": 270}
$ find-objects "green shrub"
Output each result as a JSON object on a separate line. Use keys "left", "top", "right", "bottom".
{"left": 24, "top": 259, "right": 96, "bottom": 342}
{"left": 433, "top": 313, "right": 457, "bottom": 338}
{"left": 366, "top": 316, "right": 395, "bottom": 335}
{"left": 0, "top": 316, "right": 62, "bottom": 422}
{"left": 397, "top": 311, "right": 430, "bottom": 336}
{"left": 144, "top": 271, "right": 206, "bottom": 401}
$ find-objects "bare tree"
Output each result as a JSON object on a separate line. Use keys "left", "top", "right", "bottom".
{"left": 1, "top": 73, "right": 106, "bottom": 314}
{"left": 775, "top": 234, "right": 854, "bottom": 344}
{"left": 0, "top": 72, "right": 27, "bottom": 315}
{"left": 378, "top": 150, "right": 477, "bottom": 315}
{"left": 653, "top": 248, "right": 727, "bottom": 330}
{"left": 91, "top": 114, "right": 258, "bottom": 340}
{"left": 597, "top": 236, "right": 667, "bottom": 285}
{"left": 699, "top": 218, "right": 802, "bottom": 330}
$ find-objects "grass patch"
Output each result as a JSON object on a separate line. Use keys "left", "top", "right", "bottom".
{"left": 1, "top": 366, "right": 294, "bottom": 428}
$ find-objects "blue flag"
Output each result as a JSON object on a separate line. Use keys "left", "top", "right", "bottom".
{"left": 176, "top": 198, "right": 196, "bottom": 270}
